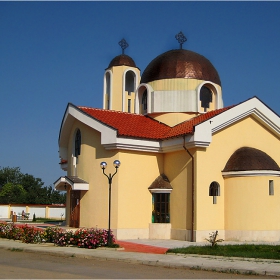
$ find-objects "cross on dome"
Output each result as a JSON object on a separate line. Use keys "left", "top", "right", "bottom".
{"left": 119, "top": 38, "right": 129, "bottom": 54}
{"left": 175, "top": 31, "right": 187, "bottom": 49}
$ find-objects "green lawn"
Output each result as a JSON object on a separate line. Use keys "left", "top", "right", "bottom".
{"left": 16, "top": 218, "right": 65, "bottom": 224}
{"left": 167, "top": 244, "right": 280, "bottom": 260}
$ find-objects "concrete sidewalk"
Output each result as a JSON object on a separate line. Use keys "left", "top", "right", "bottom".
{"left": 0, "top": 238, "right": 280, "bottom": 277}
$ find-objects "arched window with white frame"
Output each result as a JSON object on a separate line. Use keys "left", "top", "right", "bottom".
{"left": 135, "top": 84, "right": 152, "bottom": 115}
{"left": 209, "top": 181, "right": 220, "bottom": 204}
{"left": 103, "top": 70, "right": 112, "bottom": 110}
{"left": 197, "top": 82, "right": 220, "bottom": 113}
{"left": 125, "top": 70, "right": 136, "bottom": 95}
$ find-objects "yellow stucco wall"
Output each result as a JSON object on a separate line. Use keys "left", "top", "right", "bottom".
{"left": 148, "top": 78, "right": 213, "bottom": 91}
{"left": 163, "top": 150, "right": 193, "bottom": 230}
{"left": 110, "top": 67, "right": 123, "bottom": 111}
{"left": 67, "top": 121, "right": 119, "bottom": 229}
{"left": 151, "top": 112, "right": 200, "bottom": 126}
{"left": 195, "top": 116, "right": 280, "bottom": 232}
{"left": 67, "top": 121, "right": 164, "bottom": 230}
{"left": 225, "top": 176, "right": 280, "bottom": 230}
{"left": 109, "top": 66, "right": 140, "bottom": 112}
{"left": 117, "top": 151, "right": 163, "bottom": 228}
{"left": 148, "top": 78, "right": 220, "bottom": 113}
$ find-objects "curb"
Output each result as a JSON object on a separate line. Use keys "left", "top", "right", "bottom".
{"left": 1, "top": 240, "right": 280, "bottom": 277}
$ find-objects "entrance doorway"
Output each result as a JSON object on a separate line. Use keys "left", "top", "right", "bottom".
{"left": 70, "top": 190, "right": 80, "bottom": 228}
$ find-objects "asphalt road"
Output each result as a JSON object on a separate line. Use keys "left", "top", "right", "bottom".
{"left": 0, "top": 248, "right": 277, "bottom": 279}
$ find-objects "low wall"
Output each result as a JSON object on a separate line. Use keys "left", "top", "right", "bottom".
{"left": 0, "top": 204, "right": 65, "bottom": 219}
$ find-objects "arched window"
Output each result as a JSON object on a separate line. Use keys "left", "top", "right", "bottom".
{"left": 75, "top": 129, "right": 81, "bottom": 158}
{"left": 125, "top": 71, "right": 135, "bottom": 95}
{"left": 209, "top": 181, "right": 220, "bottom": 204}
{"left": 200, "top": 86, "right": 212, "bottom": 112}
{"left": 105, "top": 72, "right": 111, "bottom": 109}
{"left": 142, "top": 90, "right": 147, "bottom": 114}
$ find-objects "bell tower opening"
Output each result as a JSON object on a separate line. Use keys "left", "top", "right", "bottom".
{"left": 104, "top": 71, "right": 111, "bottom": 110}
{"left": 200, "top": 86, "right": 212, "bottom": 112}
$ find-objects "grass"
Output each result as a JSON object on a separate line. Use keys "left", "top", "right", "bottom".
{"left": 17, "top": 218, "right": 65, "bottom": 223}
{"left": 9, "top": 248, "right": 23, "bottom": 252}
{"left": 167, "top": 244, "right": 280, "bottom": 260}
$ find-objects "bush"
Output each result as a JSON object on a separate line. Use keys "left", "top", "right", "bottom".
{"left": 5, "top": 224, "right": 23, "bottom": 240}
{"left": 74, "top": 228, "right": 114, "bottom": 249}
{"left": 0, "top": 223, "right": 116, "bottom": 249}
{"left": 44, "top": 226, "right": 63, "bottom": 243}
{"left": 20, "top": 224, "right": 44, "bottom": 243}
{"left": 205, "top": 231, "right": 224, "bottom": 247}
{"left": 0, "top": 222, "right": 10, "bottom": 238}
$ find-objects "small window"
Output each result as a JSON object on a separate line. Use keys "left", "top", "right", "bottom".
{"left": 152, "top": 193, "right": 170, "bottom": 223}
{"left": 269, "top": 180, "right": 274, "bottom": 196}
{"left": 75, "top": 129, "right": 81, "bottom": 158}
{"left": 128, "top": 99, "right": 131, "bottom": 113}
{"left": 209, "top": 181, "right": 220, "bottom": 204}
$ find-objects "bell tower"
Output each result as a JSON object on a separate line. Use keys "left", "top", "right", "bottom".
{"left": 103, "top": 39, "right": 140, "bottom": 113}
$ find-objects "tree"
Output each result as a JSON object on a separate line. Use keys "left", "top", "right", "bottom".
{"left": 21, "top": 173, "right": 46, "bottom": 204}
{"left": 0, "top": 183, "right": 27, "bottom": 204}
{"left": 0, "top": 167, "right": 65, "bottom": 204}
{"left": 0, "top": 167, "right": 22, "bottom": 190}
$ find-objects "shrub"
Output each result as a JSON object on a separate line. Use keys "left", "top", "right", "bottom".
{"left": 44, "top": 226, "right": 63, "bottom": 243}
{"left": 0, "top": 222, "right": 10, "bottom": 238}
{"left": 20, "top": 224, "right": 44, "bottom": 243}
{"left": 53, "top": 230, "right": 74, "bottom": 247}
{"left": 5, "top": 224, "right": 23, "bottom": 240}
{"left": 74, "top": 228, "right": 114, "bottom": 249}
{"left": 0, "top": 223, "right": 116, "bottom": 249}
{"left": 205, "top": 231, "right": 224, "bottom": 247}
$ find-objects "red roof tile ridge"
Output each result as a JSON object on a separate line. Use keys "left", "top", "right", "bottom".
{"left": 161, "top": 105, "right": 236, "bottom": 139}
{"left": 78, "top": 106, "right": 144, "bottom": 116}
{"left": 76, "top": 104, "right": 236, "bottom": 141}
{"left": 171, "top": 105, "right": 235, "bottom": 128}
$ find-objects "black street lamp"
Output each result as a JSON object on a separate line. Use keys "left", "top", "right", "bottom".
{"left": 100, "top": 160, "right": 121, "bottom": 246}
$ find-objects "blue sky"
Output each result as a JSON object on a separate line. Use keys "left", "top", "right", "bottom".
{"left": 1, "top": 1, "right": 280, "bottom": 187}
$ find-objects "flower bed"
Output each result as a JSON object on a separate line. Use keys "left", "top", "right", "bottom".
{"left": 0, "top": 222, "right": 115, "bottom": 249}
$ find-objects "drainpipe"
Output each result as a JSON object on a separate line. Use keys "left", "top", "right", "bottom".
{"left": 183, "top": 136, "right": 195, "bottom": 242}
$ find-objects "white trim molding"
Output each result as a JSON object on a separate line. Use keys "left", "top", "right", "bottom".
{"left": 222, "top": 170, "right": 280, "bottom": 178}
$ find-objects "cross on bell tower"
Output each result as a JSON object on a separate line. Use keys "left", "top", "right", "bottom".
{"left": 119, "top": 38, "right": 129, "bottom": 54}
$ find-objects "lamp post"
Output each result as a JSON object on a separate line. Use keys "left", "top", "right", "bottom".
{"left": 100, "top": 160, "right": 121, "bottom": 246}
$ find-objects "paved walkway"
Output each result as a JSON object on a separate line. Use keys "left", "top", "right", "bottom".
{"left": 116, "top": 240, "right": 168, "bottom": 254}
{"left": 0, "top": 237, "right": 280, "bottom": 277}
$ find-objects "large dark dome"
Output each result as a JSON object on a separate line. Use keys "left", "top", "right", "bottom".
{"left": 108, "top": 54, "right": 136, "bottom": 68}
{"left": 140, "top": 49, "right": 221, "bottom": 86}
{"left": 223, "top": 147, "right": 280, "bottom": 172}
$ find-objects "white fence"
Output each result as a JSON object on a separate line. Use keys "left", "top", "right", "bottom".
{"left": 0, "top": 204, "right": 65, "bottom": 219}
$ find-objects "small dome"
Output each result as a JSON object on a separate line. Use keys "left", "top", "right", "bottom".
{"left": 108, "top": 54, "right": 136, "bottom": 68}
{"left": 141, "top": 49, "right": 221, "bottom": 85}
{"left": 223, "top": 147, "right": 280, "bottom": 172}
{"left": 148, "top": 174, "right": 173, "bottom": 190}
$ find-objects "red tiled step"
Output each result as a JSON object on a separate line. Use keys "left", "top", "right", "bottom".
{"left": 116, "top": 240, "right": 168, "bottom": 254}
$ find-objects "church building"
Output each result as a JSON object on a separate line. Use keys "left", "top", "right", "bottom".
{"left": 55, "top": 33, "right": 280, "bottom": 242}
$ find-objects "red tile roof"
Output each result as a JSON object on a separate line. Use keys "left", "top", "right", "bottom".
{"left": 78, "top": 106, "right": 234, "bottom": 140}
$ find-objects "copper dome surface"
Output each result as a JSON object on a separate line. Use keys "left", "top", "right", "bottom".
{"left": 140, "top": 49, "right": 221, "bottom": 85}
{"left": 108, "top": 54, "right": 136, "bottom": 68}
{"left": 223, "top": 147, "right": 280, "bottom": 172}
